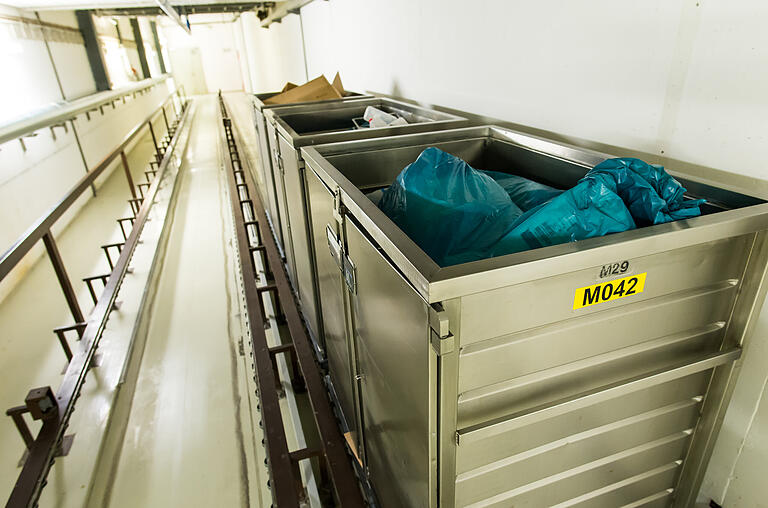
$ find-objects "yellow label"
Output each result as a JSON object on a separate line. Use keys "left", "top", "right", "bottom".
{"left": 573, "top": 272, "right": 647, "bottom": 310}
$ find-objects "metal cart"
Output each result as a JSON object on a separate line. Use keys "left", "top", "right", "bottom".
{"left": 263, "top": 98, "right": 468, "bottom": 356}
{"left": 301, "top": 125, "right": 768, "bottom": 508}
{"left": 252, "top": 91, "right": 370, "bottom": 252}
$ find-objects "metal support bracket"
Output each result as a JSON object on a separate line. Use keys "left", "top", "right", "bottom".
{"left": 269, "top": 343, "right": 306, "bottom": 394}
{"left": 117, "top": 217, "right": 135, "bottom": 240}
{"left": 430, "top": 329, "right": 455, "bottom": 356}
{"left": 6, "top": 387, "right": 74, "bottom": 467}
{"left": 53, "top": 322, "right": 86, "bottom": 362}
{"left": 332, "top": 188, "right": 344, "bottom": 224}
{"left": 429, "top": 303, "right": 454, "bottom": 355}
{"left": 49, "top": 123, "right": 68, "bottom": 141}
{"left": 101, "top": 242, "right": 125, "bottom": 271}
{"left": 83, "top": 274, "right": 110, "bottom": 304}
{"left": 257, "top": 284, "right": 285, "bottom": 328}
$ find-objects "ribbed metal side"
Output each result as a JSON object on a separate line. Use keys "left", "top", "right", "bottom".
{"left": 453, "top": 235, "right": 753, "bottom": 507}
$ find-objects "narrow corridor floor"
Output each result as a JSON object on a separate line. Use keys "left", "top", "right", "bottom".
{"left": 104, "top": 95, "right": 268, "bottom": 508}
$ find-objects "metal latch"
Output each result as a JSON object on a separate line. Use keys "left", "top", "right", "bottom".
{"left": 271, "top": 129, "right": 284, "bottom": 173}
{"left": 326, "top": 225, "right": 342, "bottom": 270}
{"left": 273, "top": 148, "right": 283, "bottom": 173}
{"left": 332, "top": 188, "right": 344, "bottom": 224}
{"left": 327, "top": 223, "right": 356, "bottom": 294}
{"left": 343, "top": 254, "right": 357, "bottom": 294}
{"left": 429, "top": 303, "right": 454, "bottom": 355}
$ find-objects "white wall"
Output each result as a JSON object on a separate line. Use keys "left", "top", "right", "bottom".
{"left": 0, "top": 5, "right": 96, "bottom": 122}
{"left": 36, "top": 9, "right": 95, "bottom": 99}
{"left": 236, "top": 1, "right": 768, "bottom": 505}
{"left": 160, "top": 12, "right": 306, "bottom": 94}
{"left": 240, "top": 0, "right": 768, "bottom": 186}
{"left": 233, "top": 16, "right": 253, "bottom": 93}
{"left": 240, "top": 11, "right": 306, "bottom": 92}
{"left": 161, "top": 15, "right": 246, "bottom": 93}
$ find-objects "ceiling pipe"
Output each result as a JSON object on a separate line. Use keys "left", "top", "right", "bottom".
{"left": 259, "top": 0, "right": 319, "bottom": 28}
{"left": 154, "top": 0, "right": 190, "bottom": 33}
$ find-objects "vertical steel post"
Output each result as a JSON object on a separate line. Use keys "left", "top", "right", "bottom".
{"left": 170, "top": 94, "right": 180, "bottom": 118}
{"left": 120, "top": 151, "right": 137, "bottom": 199}
{"left": 76, "top": 10, "right": 110, "bottom": 91}
{"left": 150, "top": 20, "right": 167, "bottom": 74}
{"left": 147, "top": 121, "right": 160, "bottom": 161}
{"left": 42, "top": 231, "right": 85, "bottom": 324}
{"left": 161, "top": 106, "right": 171, "bottom": 134}
{"left": 7, "top": 409, "right": 34, "bottom": 450}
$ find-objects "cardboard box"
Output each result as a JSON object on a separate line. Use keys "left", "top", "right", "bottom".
{"left": 263, "top": 74, "right": 344, "bottom": 105}
{"left": 331, "top": 72, "right": 344, "bottom": 96}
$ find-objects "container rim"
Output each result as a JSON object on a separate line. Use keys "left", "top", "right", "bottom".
{"left": 265, "top": 97, "right": 468, "bottom": 147}
{"left": 301, "top": 125, "right": 768, "bottom": 303}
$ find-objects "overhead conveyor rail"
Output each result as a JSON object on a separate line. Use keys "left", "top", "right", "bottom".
{"left": 93, "top": 2, "right": 275, "bottom": 17}
{"left": 0, "top": 74, "right": 181, "bottom": 148}
{"left": 217, "top": 92, "right": 365, "bottom": 507}
{"left": 2, "top": 89, "right": 190, "bottom": 508}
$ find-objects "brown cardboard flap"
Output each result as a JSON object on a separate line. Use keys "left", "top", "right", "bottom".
{"left": 281, "top": 82, "right": 298, "bottom": 92}
{"left": 263, "top": 75, "right": 342, "bottom": 105}
{"left": 331, "top": 72, "right": 344, "bottom": 96}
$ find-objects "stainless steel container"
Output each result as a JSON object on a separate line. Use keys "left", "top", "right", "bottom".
{"left": 300, "top": 125, "right": 768, "bottom": 508}
{"left": 251, "top": 92, "right": 370, "bottom": 252}
{"left": 263, "top": 98, "right": 468, "bottom": 356}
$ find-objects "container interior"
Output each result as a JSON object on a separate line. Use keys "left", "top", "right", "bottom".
{"left": 325, "top": 134, "right": 764, "bottom": 216}
{"left": 276, "top": 99, "right": 452, "bottom": 135}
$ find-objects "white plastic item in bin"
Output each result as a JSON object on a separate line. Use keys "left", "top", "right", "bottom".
{"left": 364, "top": 106, "right": 408, "bottom": 128}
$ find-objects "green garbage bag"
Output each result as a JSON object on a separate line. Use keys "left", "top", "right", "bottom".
{"left": 378, "top": 147, "right": 523, "bottom": 266}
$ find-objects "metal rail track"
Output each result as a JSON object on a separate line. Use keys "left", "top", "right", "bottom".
{"left": 3, "top": 91, "right": 190, "bottom": 508}
{"left": 218, "top": 92, "right": 365, "bottom": 507}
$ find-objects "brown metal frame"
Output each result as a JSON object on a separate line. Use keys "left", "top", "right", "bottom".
{"left": 2, "top": 90, "right": 190, "bottom": 508}
{"left": 0, "top": 91, "right": 183, "bottom": 281}
{"left": 218, "top": 93, "right": 365, "bottom": 507}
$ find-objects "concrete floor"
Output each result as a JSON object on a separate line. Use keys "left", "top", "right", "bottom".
{"left": 103, "top": 95, "right": 267, "bottom": 507}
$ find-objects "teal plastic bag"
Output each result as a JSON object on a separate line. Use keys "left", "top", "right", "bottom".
{"left": 492, "top": 158, "right": 704, "bottom": 256}
{"left": 482, "top": 170, "right": 563, "bottom": 211}
{"left": 585, "top": 158, "right": 706, "bottom": 225}
{"left": 492, "top": 179, "right": 636, "bottom": 255}
{"left": 378, "top": 147, "right": 522, "bottom": 266}
{"left": 377, "top": 149, "right": 705, "bottom": 267}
